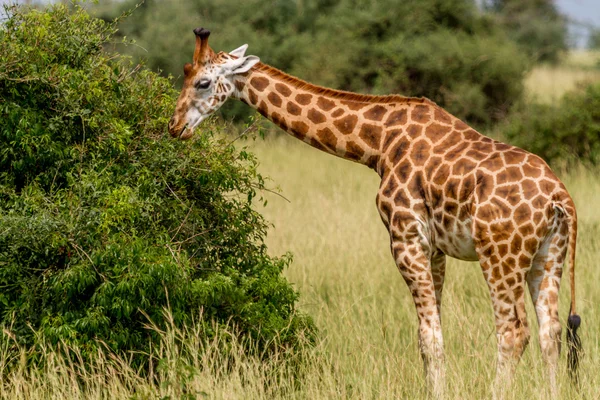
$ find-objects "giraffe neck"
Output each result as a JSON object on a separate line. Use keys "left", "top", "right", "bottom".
{"left": 233, "top": 62, "right": 436, "bottom": 171}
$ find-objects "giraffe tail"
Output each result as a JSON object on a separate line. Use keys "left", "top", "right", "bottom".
{"left": 563, "top": 204, "right": 581, "bottom": 385}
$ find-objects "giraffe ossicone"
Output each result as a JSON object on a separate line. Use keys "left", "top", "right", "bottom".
{"left": 168, "top": 28, "right": 582, "bottom": 397}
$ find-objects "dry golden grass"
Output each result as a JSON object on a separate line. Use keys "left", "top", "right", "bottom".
{"left": 525, "top": 50, "right": 600, "bottom": 103}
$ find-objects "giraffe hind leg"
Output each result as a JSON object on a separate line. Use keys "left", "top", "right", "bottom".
{"left": 475, "top": 239, "right": 533, "bottom": 398}
{"left": 526, "top": 217, "right": 568, "bottom": 397}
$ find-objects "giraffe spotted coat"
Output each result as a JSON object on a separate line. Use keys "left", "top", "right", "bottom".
{"left": 168, "top": 29, "right": 581, "bottom": 398}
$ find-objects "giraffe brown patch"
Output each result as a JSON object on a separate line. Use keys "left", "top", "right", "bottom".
{"left": 396, "top": 160, "right": 413, "bottom": 184}
{"left": 505, "top": 149, "right": 527, "bottom": 164}
{"left": 341, "top": 100, "right": 367, "bottom": 110}
{"left": 384, "top": 109, "right": 408, "bottom": 127}
{"left": 490, "top": 197, "right": 512, "bottom": 217}
{"left": 497, "top": 243, "right": 509, "bottom": 256}
{"left": 463, "top": 129, "right": 480, "bottom": 141}
{"left": 511, "top": 235, "right": 523, "bottom": 255}
{"left": 495, "top": 143, "right": 512, "bottom": 152}
{"left": 433, "top": 131, "right": 462, "bottom": 153}
{"left": 317, "top": 97, "right": 336, "bottom": 111}
{"left": 333, "top": 114, "right": 358, "bottom": 135}
{"left": 518, "top": 223, "right": 535, "bottom": 237}
{"left": 539, "top": 178, "right": 557, "bottom": 194}
{"left": 383, "top": 129, "right": 401, "bottom": 153}
{"left": 522, "top": 163, "right": 542, "bottom": 178}
{"left": 410, "top": 139, "right": 431, "bottom": 166}
{"left": 309, "top": 138, "right": 327, "bottom": 152}
{"left": 267, "top": 92, "right": 282, "bottom": 108}
{"left": 389, "top": 139, "right": 409, "bottom": 163}
{"left": 482, "top": 154, "right": 504, "bottom": 172}
{"left": 248, "top": 89, "right": 258, "bottom": 105}
{"left": 532, "top": 195, "right": 547, "bottom": 209}
{"left": 250, "top": 77, "right": 269, "bottom": 92}
{"left": 359, "top": 124, "right": 382, "bottom": 149}
{"left": 491, "top": 267, "right": 502, "bottom": 281}
{"left": 503, "top": 257, "right": 516, "bottom": 274}
{"left": 451, "top": 158, "right": 476, "bottom": 176}
{"left": 445, "top": 201, "right": 459, "bottom": 216}
{"left": 307, "top": 108, "right": 326, "bottom": 124}
{"left": 257, "top": 100, "right": 269, "bottom": 117}
{"left": 234, "top": 80, "right": 245, "bottom": 92}
{"left": 496, "top": 184, "right": 522, "bottom": 206}
{"left": 295, "top": 93, "right": 313, "bottom": 105}
{"left": 471, "top": 141, "right": 494, "bottom": 153}
{"left": 445, "top": 142, "right": 470, "bottom": 162}
{"left": 445, "top": 177, "right": 460, "bottom": 199}
{"left": 271, "top": 112, "right": 288, "bottom": 131}
{"left": 442, "top": 214, "right": 456, "bottom": 231}
{"left": 364, "top": 105, "right": 388, "bottom": 121}
{"left": 394, "top": 188, "right": 411, "bottom": 208}
{"left": 476, "top": 203, "right": 495, "bottom": 221}
{"left": 408, "top": 172, "right": 425, "bottom": 199}
{"left": 432, "top": 163, "right": 450, "bottom": 185}
{"left": 379, "top": 201, "right": 392, "bottom": 222}
{"left": 366, "top": 155, "right": 379, "bottom": 169}
{"left": 434, "top": 108, "right": 453, "bottom": 125}
{"left": 290, "top": 120, "right": 309, "bottom": 139}
{"left": 524, "top": 238, "right": 539, "bottom": 254}
{"left": 454, "top": 119, "right": 469, "bottom": 131}
{"left": 425, "top": 156, "right": 443, "bottom": 181}
{"left": 382, "top": 176, "right": 398, "bottom": 197}
{"left": 406, "top": 124, "right": 423, "bottom": 139}
{"left": 521, "top": 179, "right": 538, "bottom": 199}
{"left": 475, "top": 174, "right": 494, "bottom": 202}
{"left": 458, "top": 175, "right": 475, "bottom": 199}
{"left": 426, "top": 123, "right": 452, "bottom": 144}
{"left": 331, "top": 108, "right": 344, "bottom": 118}
{"left": 411, "top": 105, "right": 431, "bottom": 123}
{"left": 316, "top": 127, "right": 338, "bottom": 151}
{"left": 345, "top": 141, "right": 365, "bottom": 160}
{"left": 506, "top": 167, "right": 523, "bottom": 182}
{"left": 286, "top": 101, "right": 302, "bottom": 116}
{"left": 275, "top": 83, "right": 292, "bottom": 97}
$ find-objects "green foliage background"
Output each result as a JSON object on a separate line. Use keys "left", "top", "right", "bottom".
{"left": 97, "top": 0, "right": 530, "bottom": 126}
{"left": 0, "top": 4, "right": 314, "bottom": 360}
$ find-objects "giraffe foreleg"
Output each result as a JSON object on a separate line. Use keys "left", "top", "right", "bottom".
{"left": 392, "top": 239, "right": 445, "bottom": 399}
{"left": 431, "top": 251, "right": 446, "bottom": 317}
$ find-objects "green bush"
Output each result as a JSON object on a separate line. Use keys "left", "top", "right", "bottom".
{"left": 97, "top": 0, "right": 529, "bottom": 126}
{"left": 502, "top": 83, "right": 600, "bottom": 164}
{"left": 0, "top": 4, "right": 314, "bottom": 362}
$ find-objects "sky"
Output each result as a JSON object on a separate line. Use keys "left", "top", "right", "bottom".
{"left": 1, "top": 0, "right": 599, "bottom": 47}
{"left": 556, "top": 0, "right": 600, "bottom": 47}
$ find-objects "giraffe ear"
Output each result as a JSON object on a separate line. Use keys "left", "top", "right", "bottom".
{"left": 225, "top": 55, "right": 260, "bottom": 75}
{"left": 229, "top": 44, "right": 248, "bottom": 58}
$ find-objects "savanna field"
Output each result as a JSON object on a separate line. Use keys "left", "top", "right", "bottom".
{"left": 2, "top": 50, "right": 599, "bottom": 399}
{"left": 2, "top": 2, "right": 600, "bottom": 399}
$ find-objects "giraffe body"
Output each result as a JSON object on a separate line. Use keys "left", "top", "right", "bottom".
{"left": 168, "top": 29, "right": 581, "bottom": 397}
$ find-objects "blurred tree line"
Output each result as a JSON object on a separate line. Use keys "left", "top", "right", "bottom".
{"left": 92, "top": 0, "right": 567, "bottom": 127}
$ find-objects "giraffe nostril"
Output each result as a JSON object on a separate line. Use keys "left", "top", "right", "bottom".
{"left": 168, "top": 117, "right": 175, "bottom": 129}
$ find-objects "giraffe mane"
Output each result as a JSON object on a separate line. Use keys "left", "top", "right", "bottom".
{"left": 254, "top": 62, "right": 437, "bottom": 106}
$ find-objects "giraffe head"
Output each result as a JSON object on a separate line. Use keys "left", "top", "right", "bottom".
{"left": 168, "top": 28, "right": 260, "bottom": 139}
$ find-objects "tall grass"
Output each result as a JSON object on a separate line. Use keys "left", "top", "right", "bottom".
{"left": 525, "top": 50, "right": 600, "bottom": 102}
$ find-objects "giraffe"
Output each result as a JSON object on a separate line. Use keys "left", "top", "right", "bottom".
{"left": 168, "top": 28, "right": 582, "bottom": 397}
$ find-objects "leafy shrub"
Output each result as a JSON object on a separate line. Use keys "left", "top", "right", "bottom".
{"left": 502, "top": 82, "right": 600, "bottom": 164}
{"left": 485, "top": 0, "right": 568, "bottom": 63}
{"left": 98, "top": 0, "right": 529, "bottom": 126}
{"left": 0, "top": 4, "right": 314, "bottom": 362}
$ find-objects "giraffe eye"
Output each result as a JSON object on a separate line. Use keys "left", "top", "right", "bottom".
{"left": 195, "top": 79, "right": 211, "bottom": 90}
